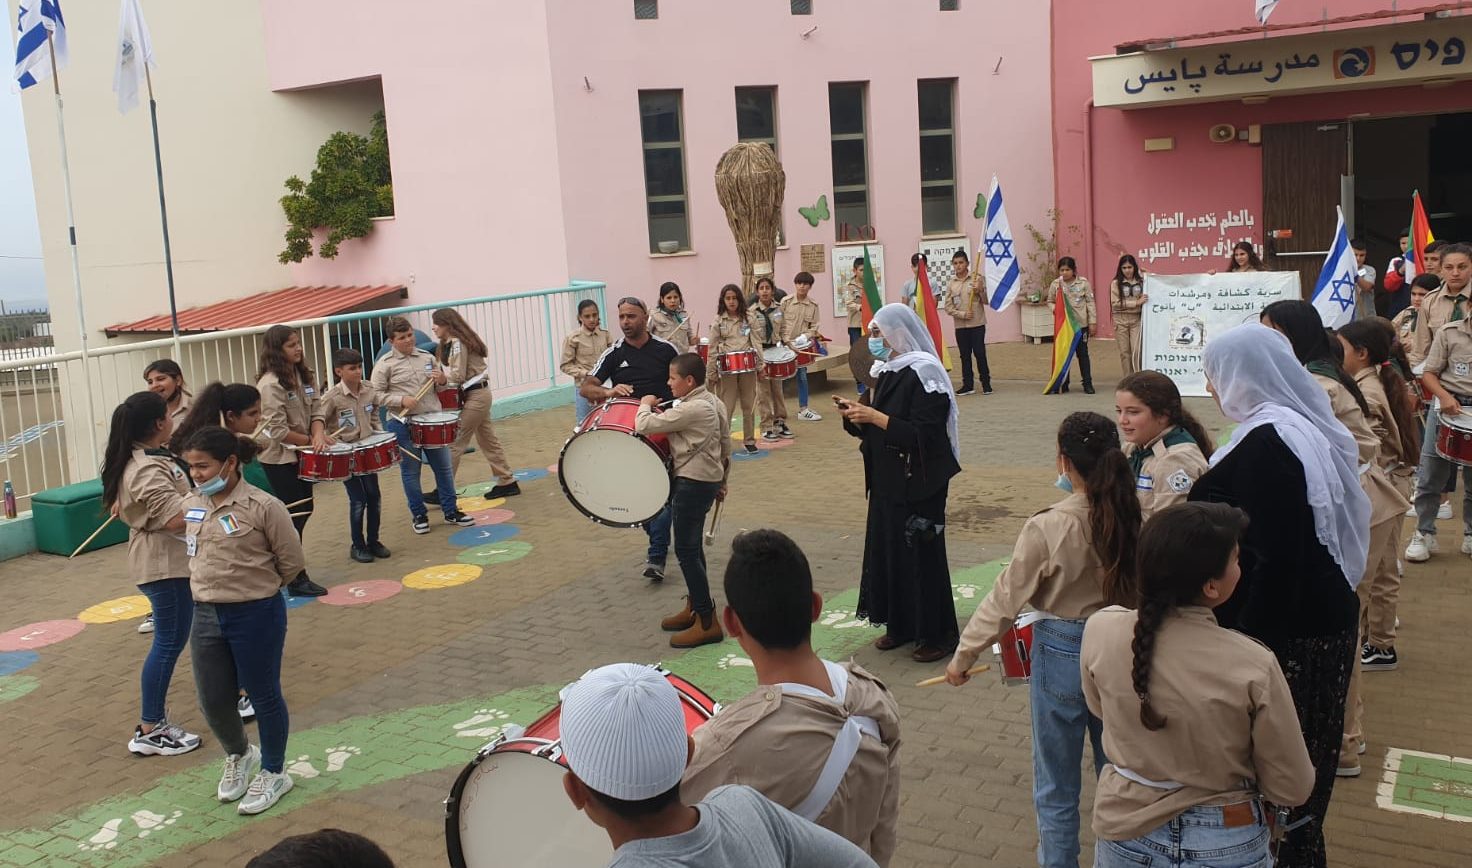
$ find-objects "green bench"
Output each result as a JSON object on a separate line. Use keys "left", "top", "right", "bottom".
{"left": 32, "top": 479, "right": 128, "bottom": 557}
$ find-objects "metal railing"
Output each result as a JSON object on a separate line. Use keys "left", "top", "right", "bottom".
{"left": 0, "top": 279, "right": 605, "bottom": 503}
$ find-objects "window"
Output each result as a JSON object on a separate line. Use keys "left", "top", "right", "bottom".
{"left": 918, "top": 79, "right": 957, "bottom": 235}
{"left": 634, "top": 0, "right": 658, "bottom": 20}
{"left": 828, "top": 82, "right": 870, "bottom": 235}
{"left": 736, "top": 86, "right": 784, "bottom": 244}
{"left": 940, "top": 0, "right": 960, "bottom": 10}
{"left": 791, "top": 0, "right": 813, "bottom": 14}
{"left": 639, "top": 90, "right": 689, "bottom": 253}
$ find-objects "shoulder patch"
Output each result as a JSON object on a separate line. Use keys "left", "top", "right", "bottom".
{"left": 1166, "top": 469, "right": 1194, "bottom": 493}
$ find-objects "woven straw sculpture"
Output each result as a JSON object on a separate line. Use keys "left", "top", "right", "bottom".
{"left": 714, "top": 143, "right": 786, "bottom": 296}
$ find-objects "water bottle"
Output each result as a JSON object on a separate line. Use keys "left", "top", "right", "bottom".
{"left": 3, "top": 481, "right": 16, "bottom": 519}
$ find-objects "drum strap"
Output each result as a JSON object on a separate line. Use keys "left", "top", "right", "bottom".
{"left": 780, "top": 661, "right": 882, "bottom": 822}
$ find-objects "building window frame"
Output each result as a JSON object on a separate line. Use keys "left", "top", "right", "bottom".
{"left": 736, "top": 86, "right": 786, "bottom": 246}
{"left": 918, "top": 78, "right": 958, "bottom": 236}
{"left": 634, "top": 0, "right": 658, "bottom": 21}
{"left": 791, "top": 0, "right": 813, "bottom": 15}
{"left": 828, "top": 82, "right": 871, "bottom": 240}
{"left": 638, "top": 89, "right": 691, "bottom": 254}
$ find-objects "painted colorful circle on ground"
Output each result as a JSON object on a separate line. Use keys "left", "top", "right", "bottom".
{"left": 320, "top": 579, "right": 404, "bottom": 607}
{"left": 456, "top": 495, "right": 506, "bottom": 514}
{"left": 466, "top": 507, "right": 516, "bottom": 526}
{"left": 457, "top": 482, "right": 515, "bottom": 500}
{"left": 0, "top": 619, "right": 85, "bottom": 652}
{"left": 513, "top": 468, "right": 549, "bottom": 482}
{"left": 0, "top": 674, "right": 39, "bottom": 705}
{"left": 456, "top": 539, "right": 534, "bottom": 567}
{"left": 0, "top": 650, "right": 39, "bottom": 676}
{"left": 402, "top": 563, "right": 484, "bottom": 591}
{"left": 730, "top": 448, "right": 769, "bottom": 462}
{"left": 447, "top": 524, "right": 521, "bottom": 548}
{"left": 77, "top": 594, "right": 151, "bottom": 625}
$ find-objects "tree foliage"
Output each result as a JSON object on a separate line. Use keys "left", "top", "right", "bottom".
{"left": 279, "top": 111, "right": 394, "bottom": 263}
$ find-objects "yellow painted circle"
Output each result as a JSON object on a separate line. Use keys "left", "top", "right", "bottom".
{"left": 456, "top": 495, "right": 506, "bottom": 513}
{"left": 77, "top": 594, "right": 151, "bottom": 625}
{"left": 402, "top": 563, "right": 483, "bottom": 591}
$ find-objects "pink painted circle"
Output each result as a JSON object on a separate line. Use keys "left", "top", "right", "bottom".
{"left": 761, "top": 437, "right": 795, "bottom": 450}
{"left": 0, "top": 619, "right": 85, "bottom": 652}
{"left": 466, "top": 507, "right": 516, "bottom": 526}
{"left": 319, "top": 579, "right": 403, "bottom": 607}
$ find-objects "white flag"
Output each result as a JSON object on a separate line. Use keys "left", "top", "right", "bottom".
{"left": 983, "top": 175, "right": 1021, "bottom": 312}
{"left": 1255, "top": 0, "right": 1280, "bottom": 25}
{"left": 113, "top": 0, "right": 155, "bottom": 113}
{"left": 1311, "top": 207, "right": 1357, "bottom": 329}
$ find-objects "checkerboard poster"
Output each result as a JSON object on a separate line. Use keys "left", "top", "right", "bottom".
{"left": 918, "top": 236, "right": 971, "bottom": 305}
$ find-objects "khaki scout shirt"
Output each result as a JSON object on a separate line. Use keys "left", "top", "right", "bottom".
{"left": 319, "top": 380, "right": 382, "bottom": 444}
{"left": 1352, "top": 367, "right": 1408, "bottom": 472}
{"left": 682, "top": 661, "right": 902, "bottom": 866}
{"left": 1082, "top": 606, "right": 1315, "bottom": 840}
{"left": 634, "top": 386, "right": 730, "bottom": 483}
{"left": 706, "top": 314, "right": 762, "bottom": 382}
{"left": 842, "top": 279, "right": 865, "bottom": 327}
{"left": 369, "top": 347, "right": 448, "bottom": 414}
{"left": 1047, "top": 276, "right": 1097, "bottom": 330}
{"left": 944, "top": 274, "right": 987, "bottom": 327}
{"left": 443, "top": 338, "right": 491, "bottom": 390}
{"left": 118, "top": 446, "right": 192, "bottom": 584}
{"left": 184, "top": 480, "right": 305, "bottom": 603}
{"left": 1391, "top": 306, "right": 1423, "bottom": 366}
{"left": 1123, "top": 426, "right": 1207, "bottom": 515}
{"left": 779, "top": 295, "right": 822, "bottom": 344}
{"left": 560, "top": 327, "right": 611, "bottom": 380}
{"left": 169, "top": 389, "right": 193, "bottom": 424}
{"left": 650, "top": 308, "right": 694, "bottom": 352}
{"left": 1411, "top": 283, "right": 1469, "bottom": 362}
{"left": 1312, "top": 373, "right": 1408, "bottom": 525}
{"left": 1426, "top": 317, "right": 1472, "bottom": 398}
{"left": 750, "top": 301, "right": 784, "bottom": 347}
{"left": 256, "top": 372, "right": 323, "bottom": 465}
{"left": 953, "top": 493, "right": 1108, "bottom": 671}
{"left": 1111, "top": 279, "right": 1146, "bottom": 320}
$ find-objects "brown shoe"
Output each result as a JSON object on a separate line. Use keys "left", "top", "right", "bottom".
{"left": 910, "top": 643, "right": 953, "bottom": 663}
{"left": 873, "top": 634, "right": 905, "bottom": 652}
{"left": 670, "top": 610, "right": 724, "bottom": 648}
{"left": 661, "top": 598, "right": 696, "bottom": 632}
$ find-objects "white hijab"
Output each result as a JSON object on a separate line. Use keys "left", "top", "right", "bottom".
{"left": 1204, "top": 324, "right": 1371, "bottom": 588}
{"left": 869, "top": 303, "right": 960, "bottom": 461}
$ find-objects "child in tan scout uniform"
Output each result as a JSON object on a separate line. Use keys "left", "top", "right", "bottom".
{"left": 650, "top": 281, "right": 696, "bottom": 352}
{"left": 751, "top": 277, "right": 792, "bottom": 441}
{"left": 319, "top": 348, "right": 391, "bottom": 564}
{"left": 1115, "top": 371, "right": 1211, "bottom": 515}
{"left": 561, "top": 299, "right": 611, "bottom": 426}
{"left": 683, "top": 530, "right": 901, "bottom": 865}
{"left": 781, "top": 271, "right": 824, "bottom": 421}
{"left": 944, "top": 250, "right": 991, "bottom": 395}
{"left": 1046, "top": 257, "right": 1098, "bottom": 393}
{"left": 432, "top": 307, "right": 519, "bottom": 500}
{"left": 707, "top": 284, "right": 765, "bottom": 454}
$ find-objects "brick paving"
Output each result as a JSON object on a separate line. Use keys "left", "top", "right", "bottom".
{"left": 0, "top": 340, "right": 1469, "bottom": 866}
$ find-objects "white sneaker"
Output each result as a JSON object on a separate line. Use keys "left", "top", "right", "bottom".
{"left": 218, "top": 744, "right": 261, "bottom": 802}
{"left": 1405, "top": 532, "right": 1436, "bottom": 562}
{"left": 1438, "top": 501, "right": 1454, "bottom": 520}
{"left": 238, "top": 769, "right": 294, "bottom": 815}
{"left": 127, "top": 720, "right": 201, "bottom": 757}
{"left": 137, "top": 614, "right": 155, "bottom": 634}
{"left": 1462, "top": 535, "right": 1472, "bottom": 556}
{"left": 797, "top": 407, "right": 822, "bottom": 421}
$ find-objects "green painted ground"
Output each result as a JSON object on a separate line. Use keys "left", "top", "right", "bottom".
{"left": 1381, "top": 749, "right": 1472, "bottom": 823}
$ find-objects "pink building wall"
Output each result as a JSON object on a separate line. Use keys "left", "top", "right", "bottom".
{"left": 1051, "top": 0, "right": 1472, "bottom": 336}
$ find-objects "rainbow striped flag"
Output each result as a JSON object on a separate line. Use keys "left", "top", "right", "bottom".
{"left": 1044, "top": 294, "right": 1084, "bottom": 394}
{"left": 914, "top": 259, "right": 951, "bottom": 370}
{"left": 1405, "top": 190, "right": 1436, "bottom": 282}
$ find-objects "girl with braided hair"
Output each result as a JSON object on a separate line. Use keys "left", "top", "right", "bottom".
{"left": 1082, "top": 502, "right": 1314, "bottom": 868}
{"left": 943, "top": 410, "right": 1141, "bottom": 868}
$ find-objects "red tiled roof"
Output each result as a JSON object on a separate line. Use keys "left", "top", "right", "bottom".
{"left": 1117, "top": 3, "right": 1463, "bottom": 53}
{"left": 105, "top": 285, "right": 407, "bottom": 336}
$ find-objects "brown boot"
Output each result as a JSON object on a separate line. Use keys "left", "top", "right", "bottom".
{"left": 660, "top": 598, "right": 696, "bottom": 632}
{"left": 670, "top": 610, "right": 724, "bottom": 648}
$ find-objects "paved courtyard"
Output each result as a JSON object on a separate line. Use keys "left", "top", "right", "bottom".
{"left": 0, "top": 341, "right": 1469, "bottom": 867}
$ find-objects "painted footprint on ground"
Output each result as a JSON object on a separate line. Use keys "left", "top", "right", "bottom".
{"left": 716, "top": 653, "right": 753, "bottom": 670}
{"left": 952, "top": 583, "right": 980, "bottom": 601}
{"left": 78, "top": 810, "right": 181, "bottom": 851}
{"left": 819, "top": 609, "right": 867, "bottom": 629}
{"left": 452, "top": 708, "right": 511, "bottom": 739}
{"left": 286, "top": 745, "right": 362, "bottom": 780}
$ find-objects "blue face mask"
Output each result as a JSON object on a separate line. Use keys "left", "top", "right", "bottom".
{"left": 197, "top": 474, "right": 227, "bottom": 496}
{"left": 1054, "top": 473, "right": 1074, "bottom": 493}
{"left": 868, "top": 337, "right": 891, "bottom": 360}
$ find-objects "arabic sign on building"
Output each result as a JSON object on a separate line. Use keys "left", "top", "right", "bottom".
{"left": 1140, "top": 271, "right": 1300, "bottom": 396}
{"left": 1092, "top": 17, "right": 1471, "bottom": 108}
{"left": 1137, "top": 208, "right": 1259, "bottom": 267}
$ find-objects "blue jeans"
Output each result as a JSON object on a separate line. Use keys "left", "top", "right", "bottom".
{"left": 191, "top": 595, "right": 289, "bottom": 772}
{"left": 1094, "top": 803, "right": 1271, "bottom": 868}
{"left": 386, "top": 418, "right": 458, "bottom": 519}
{"left": 796, "top": 367, "right": 810, "bottom": 408}
{"left": 1414, "top": 406, "right": 1472, "bottom": 536}
{"left": 343, "top": 473, "right": 382, "bottom": 548}
{"left": 138, "top": 578, "right": 193, "bottom": 725}
{"left": 646, "top": 502, "right": 673, "bottom": 566}
{"left": 575, "top": 392, "right": 594, "bottom": 426}
{"left": 670, "top": 478, "right": 720, "bottom": 614}
{"left": 1031, "top": 617, "right": 1107, "bottom": 868}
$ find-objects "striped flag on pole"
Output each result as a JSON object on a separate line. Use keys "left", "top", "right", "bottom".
{"left": 859, "top": 243, "right": 884, "bottom": 325}
{"left": 914, "top": 256, "right": 951, "bottom": 370}
{"left": 983, "top": 176, "right": 1021, "bottom": 312}
{"left": 1405, "top": 190, "right": 1435, "bottom": 282}
{"left": 13, "top": 0, "right": 67, "bottom": 90}
{"left": 1044, "top": 295, "right": 1085, "bottom": 395}
{"left": 1311, "top": 206, "right": 1358, "bottom": 329}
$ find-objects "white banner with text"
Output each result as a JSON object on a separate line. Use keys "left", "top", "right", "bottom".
{"left": 1141, "top": 271, "right": 1300, "bottom": 396}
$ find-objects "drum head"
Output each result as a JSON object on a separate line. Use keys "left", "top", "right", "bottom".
{"left": 763, "top": 346, "right": 796, "bottom": 363}
{"left": 449, "top": 749, "right": 611, "bottom": 867}
{"left": 360, "top": 432, "right": 397, "bottom": 447}
{"left": 418, "top": 412, "right": 460, "bottom": 424}
{"left": 559, "top": 430, "right": 671, "bottom": 526}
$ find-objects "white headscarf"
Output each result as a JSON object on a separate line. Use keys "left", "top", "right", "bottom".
{"left": 1204, "top": 324, "right": 1371, "bottom": 587}
{"left": 869, "top": 303, "right": 960, "bottom": 460}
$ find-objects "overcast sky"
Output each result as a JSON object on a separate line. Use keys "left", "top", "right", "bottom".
{"left": 2, "top": 0, "right": 49, "bottom": 311}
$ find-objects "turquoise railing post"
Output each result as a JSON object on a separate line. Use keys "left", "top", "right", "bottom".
{"left": 541, "top": 294, "right": 556, "bottom": 388}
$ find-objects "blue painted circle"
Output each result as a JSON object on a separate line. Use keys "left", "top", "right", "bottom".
{"left": 280, "top": 590, "right": 318, "bottom": 610}
{"left": 448, "top": 524, "right": 522, "bottom": 548}
{"left": 513, "top": 468, "right": 549, "bottom": 482}
{"left": 731, "top": 448, "right": 770, "bottom": 462}
{"left": 0, "top": 650, "right": 39, "bottom": 676}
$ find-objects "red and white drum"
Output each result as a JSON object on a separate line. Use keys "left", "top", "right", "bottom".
{"left": 1435, "top": 413, "right": 1472, "bottom": 466}
{"left": 762, "top": 345, "right": 798, "bottom": 380}
{"left": 437, "top": 387, "right": 462, "bottom": 410}
{"left": 994, "top": 611, "right": 1044, "bottom": 685}
{"left": 558, "top": 398, "right": 672, "bottom": 527}
{"left": 791, "top": 334, "right": 820, "bottom": 368}
{"left": 717, "top": 349, "right": 759, "bottom": 375}
{"left": 697, "top": 338, "right": 711, "bottom": 364}
{"left": 410, "top": 412, "right": 461, "bottom": 448}
{"left": 445, "top": 667, "right": 717, "bottom": 868}
{"left": 297, "top": 443, "right": 354, "bottom": 482}
{"left": 350, "top": 432, "right": 400, "bottom": 475}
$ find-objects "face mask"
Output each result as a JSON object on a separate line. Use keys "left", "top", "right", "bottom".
{"left": 197, "top": 474, "right": 227, "bottom": 496}
{"left": 868, "top": 337, "right": 891, "bottom": 360}
{"left": 1054, "top": 473, "right": 1074, "bottom": 493}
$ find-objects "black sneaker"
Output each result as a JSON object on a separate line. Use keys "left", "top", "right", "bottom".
{"left": 744, "top": 444, "right": 759, "bottom": 454}
{"left": 287, "top": 576, "right": 327, "bottom": 597}
{"left": 1361, "top": 645, "right": 1398, "bottom": 671}
{"left": 350, "top": 546, "right": 374, "bottom": 564}
{"left": 488, "top": 481, "right": 522, "bottom": 498}
{"left": 956, "top": 387, "right": 976, "bottom": 396}
{"left": 423, "top": 489, "right": 438, "bottom": 502}
{"left": 128, "top": 720, "right": 202, "bottom": 757}
{"left": 762, "top": 431, "right": 782, "bottom": 442}
{"left": 642, "top": 562, "right": 666, "bottom": 582}
{"left": 412, "top": 515, "right": 431, "bottom": 535}
{"left": 1083, "top": 384, "right": 1096, "bottom": 395}
{"left": 777, "top": 422, "right": 794, "bottom": 438}
{"left": 446, "top": 511, "right": 475, "bottom": 527}
{"left": 369, "top": 542, "right": 392, "bottom": 559}
{"left": 982, "top": 387, "right": 994, "bottom": 395}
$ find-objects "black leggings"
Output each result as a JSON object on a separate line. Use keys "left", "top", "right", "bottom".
{"left": 260, "top": 461, "right": 313, "bottom": 582}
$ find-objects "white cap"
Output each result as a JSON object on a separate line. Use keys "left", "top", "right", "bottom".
{"left": 560, "top": 663, "right": 687, "bottom": 800}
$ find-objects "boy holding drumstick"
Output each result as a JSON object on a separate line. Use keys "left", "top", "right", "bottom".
{"left": 321, "top": 348, "right": 391, "bottom": 563}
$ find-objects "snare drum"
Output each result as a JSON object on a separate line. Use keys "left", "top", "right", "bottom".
{"left": 437, "top": 387, "right": 462, "bottom": 410}
{"left": 717, "top": 349, "right": 759, "bottom": 375}
{"left": 791, "top": 334, "right": 819, "bottom": 368}
{"left": 1435, "top": 413, "right": 1472, "bottom": 466}
{"left": 297, "top": 443, "right": 354, "bottom": 482}
{"left": 994, "top": 611, "right": 1044, "bottom": 685}
{"left": 558, "top": 398, "right": 672, "bottom": 527}
{"left": 697, "top": 338, "right": 711, "bottom": 364}
{"left": 410, "top": 412, "right": 461, "bottom": 448}
{"left": 762, "top": 345, "right": 798, "bottom": 380}
{"left": 351, "top": 432, "right": 400, "bottom": 475}
{"left": 445, "top": 667, "right": 717, "bottom": 868}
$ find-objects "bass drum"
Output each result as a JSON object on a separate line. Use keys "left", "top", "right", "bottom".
{"left": 558, "top": 398, "right": 672, "bottom": 527}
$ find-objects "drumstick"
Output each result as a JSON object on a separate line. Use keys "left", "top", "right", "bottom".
{"left": 915, "top": 664, "right": 989, "bottom": 688}
{"left": 704, "top": 499, "right": 723, "bottom": 546}
{"left": 282, "top": 497, "right": 313, "bottom": 510}
{"left": 398, "top": 446, "right": 421, "bottom": 462}
{"left": 69, "top": 514, "right": 118, "bottom": 559}
{"left": 288, "top": 510, "right": 312, "bottom": 518}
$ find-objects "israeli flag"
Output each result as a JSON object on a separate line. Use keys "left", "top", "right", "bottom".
{"left": 1312, "top": 206, "right": 1357, "bottom": 329}
{"left": 13, "top": 1, "right": 66, "bottom": 91}
{"left": 983, "top": 175, "right": 1021, "bottom": 312}
{"left": 1255, "top": 0, "right": 1279, "bottom": 25}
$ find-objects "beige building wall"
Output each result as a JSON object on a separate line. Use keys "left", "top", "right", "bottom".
{"left": 19, "top": 1, "right": 384, "bottom": 354}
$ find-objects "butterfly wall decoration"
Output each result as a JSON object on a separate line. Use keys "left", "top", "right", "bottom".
{"left": 798, "top": 195, "right": 830, "bottom": 227}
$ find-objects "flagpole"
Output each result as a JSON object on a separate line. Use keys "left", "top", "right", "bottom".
{"left": 46, "top": 31, "right": 100, "bottom": 468}
{"left": 142, "top": 64, "right": 182, "bottom": 361}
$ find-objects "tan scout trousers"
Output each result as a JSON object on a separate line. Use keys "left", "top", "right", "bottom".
{"left": 1340, "top": 513, "right": 1397, "bottom": 762}
{"left": 451, "top": 386, "right": 514, "bottom": 484}
{"left": 718, "top": 372, "right": 757, "bottom": 445}
{"left": 758, "top": 374, "right": 787, "bottom": 434}
{"left": 1115, "top": 313, "right": 1142, "bottom": 377}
